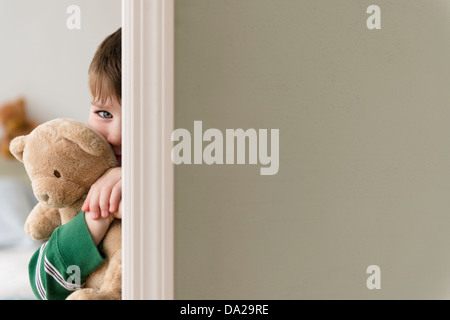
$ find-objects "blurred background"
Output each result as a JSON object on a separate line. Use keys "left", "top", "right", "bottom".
{"left": 0, "top": 0, "right": 120, "bottom": 299}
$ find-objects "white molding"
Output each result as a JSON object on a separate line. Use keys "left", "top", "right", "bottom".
{"left": 122, "top": 0, "right": 174, "bottom": 300}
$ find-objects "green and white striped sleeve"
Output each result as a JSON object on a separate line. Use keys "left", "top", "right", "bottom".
{"left": 28, "top": 211, "right": 107, "bottom": 300}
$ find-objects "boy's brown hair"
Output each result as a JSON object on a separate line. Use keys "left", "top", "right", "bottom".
{"left": 89, "top": 28, "right": 121, "bottom": 104}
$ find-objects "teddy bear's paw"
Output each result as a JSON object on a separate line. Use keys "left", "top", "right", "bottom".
{"left": 66, "top": 288, "right": 117, "bottom": 300}
{"left": 66, "top": 288, "right": 97, "bottom": 300}
{"left": 24, "top": 224, "right": 51, "bottom": 241}
{"left": 24, "top": 204, "right": 60, "bottom": 240}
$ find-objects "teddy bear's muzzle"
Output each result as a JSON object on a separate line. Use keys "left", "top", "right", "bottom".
{"left": 31, "top": 177, "right": 87, "bottom": 208}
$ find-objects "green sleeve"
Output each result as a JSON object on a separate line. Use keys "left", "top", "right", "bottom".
{"left": 28, "top": 211, "right": 107, "bottom": 300}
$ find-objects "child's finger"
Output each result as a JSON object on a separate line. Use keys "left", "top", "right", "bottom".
{"left": 88, "top": 189, "right": 101, "bottom": 220}
{"left": 109, "top": 182, "right": 122, "bottom": 214}
{"left": 99, "top": 187, "right": 112, "bottom": 218}
{"left": 82, "top": 193, "right": 91, "bottom": 212}
{"left": 82, "top": 199, "right": 89, "bottom": 212}
{"left": 113, "top": 201, "right": 122, "bottom": 219}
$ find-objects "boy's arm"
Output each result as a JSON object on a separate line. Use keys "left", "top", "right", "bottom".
{"left": 28, "top": 211, "right": 108, "bottom": 300}
{"left": 85, "top": 211, "right": 115, "bottom": 246}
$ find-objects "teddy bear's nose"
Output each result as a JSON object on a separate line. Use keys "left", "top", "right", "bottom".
{"left": 37, "top": 193, "right": 49, "bottom": 202}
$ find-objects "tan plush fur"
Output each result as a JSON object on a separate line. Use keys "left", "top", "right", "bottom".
{"left": 10, "top": 118, "right": 122, "bottom": 300}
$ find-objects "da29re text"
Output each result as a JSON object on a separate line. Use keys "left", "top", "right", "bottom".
{"left": 180, "top": 304, "right": 269, "bottom": 317}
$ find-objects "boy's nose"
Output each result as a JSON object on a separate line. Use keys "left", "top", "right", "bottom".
{"left": 107, "top": 130, "right": 121, "bottom": 147}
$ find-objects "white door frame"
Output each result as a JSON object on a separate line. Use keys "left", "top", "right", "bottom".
{"left": 122, "top": 0, "right": 174, "bottom": 300}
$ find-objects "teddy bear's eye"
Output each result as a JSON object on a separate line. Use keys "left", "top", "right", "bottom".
{"left": 54, "top": 170, "right": 61, "bottom": 178}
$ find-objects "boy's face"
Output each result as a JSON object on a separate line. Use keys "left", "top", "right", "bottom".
{"left": 88, "top": 96, "right": 122, "bottom": 164}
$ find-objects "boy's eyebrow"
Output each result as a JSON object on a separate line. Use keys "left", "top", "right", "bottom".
{"left": 91, "top": 101, "right": 111, "bottom": 109}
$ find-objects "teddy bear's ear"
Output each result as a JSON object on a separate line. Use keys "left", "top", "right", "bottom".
{"left": 58, "top": 119, "right": 111, "bottom": 157}
{"left": 9, "top": 135, "right": 27, "bottom": 162}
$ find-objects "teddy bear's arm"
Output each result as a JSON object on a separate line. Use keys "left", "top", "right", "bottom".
{"left": 25, "top": 203, "right": 61, "bottom": 241}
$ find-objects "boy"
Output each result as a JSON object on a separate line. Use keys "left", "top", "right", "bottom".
{"left": 28, "top": 28, "right": 122, "bottom": 300}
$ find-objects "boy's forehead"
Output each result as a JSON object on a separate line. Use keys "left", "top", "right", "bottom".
{"left": 91, "top": 97, "right": 120, "bottom": 109}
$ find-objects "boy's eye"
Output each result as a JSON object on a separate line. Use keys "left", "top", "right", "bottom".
{"left": 98, "top": 111, "right": 113, "bottom": 119}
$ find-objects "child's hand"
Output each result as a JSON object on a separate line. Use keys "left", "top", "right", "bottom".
{"left": 82, "top": 167, "right": 122, "bottom": 220}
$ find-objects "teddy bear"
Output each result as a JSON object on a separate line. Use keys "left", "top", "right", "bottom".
{"left": 0, "top": 98, "right": 39, "bottom": 159}
{"left": 9, "top": 118, "right": 121, "bottom": 300}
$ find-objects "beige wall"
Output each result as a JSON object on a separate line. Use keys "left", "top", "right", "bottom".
{"left": 174, "top": 0, "right": 450, "bottom": 299}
